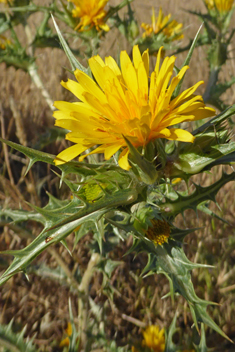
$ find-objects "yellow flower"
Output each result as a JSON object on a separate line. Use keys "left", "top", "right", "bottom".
{"left": 132, "top": 325, "right": 165, "bottom": 352}
{"left": 0, "top": 35, "right": 11, "bottom": 49}
{"left": 143, "top": 325, "right": 165, "bottom": 352}
{"left": 171, "top": 177, "right": 182, "bottom": 184}
{"left": 141, "top": 7, "right": 184, "bottom": 41}
{"left": 54, "top": 45, "right": 215, "bottom": 170}
{"left": 59, "top": 322, "right": 72, "bottom": 348}
{"left": 145, "top": 219, "right": 170, "bottom": 246}
{"left": 68, "top": 0, "right": 109, "bottom": 31}
{"left": 205, "top": 0, "right": 234, "bottom": 13}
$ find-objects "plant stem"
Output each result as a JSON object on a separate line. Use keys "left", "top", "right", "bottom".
{"left": 203, "top": 68, "right": 219, "bottom": 104}
{"left": 24, "top": 22, "right": 55, "bottom": 111}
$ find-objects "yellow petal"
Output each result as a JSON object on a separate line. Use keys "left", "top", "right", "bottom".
{"left": 142, "top": 49, "right": 149, "bottom": 77}
{"left": 118, "top": 148, "right": 130, "bottom": 170}
{"left": 54, "top": 144, "right": 91, "bottom": 165}
{"left": 165, "top": 128, "right": 195, "bottom": 142}
{"left": 120, "top": 50, "right": 138, "bottom": 97}
{"left": 105, "top": 56, "right": 122, "bottom": 77}
{"left": 89, "top": 56, "right": 106, "bottom": 91}
{"left": 133, "top": 45, "right": 142, "bottom": 70}
{"left": 79, "top": 145, "right": 106, "bottom": 162}
{"left": 61, "top": 79, "right": 86, "bottom": 102}
{"left": 104, "top": 142, "right": 123, "bottom": 160}
{"left": 74, "top": 70, "right": 107, "bottom": 104}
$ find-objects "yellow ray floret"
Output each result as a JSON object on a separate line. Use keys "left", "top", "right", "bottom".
{"left": 132, "top": 325, "right": 165, "bottom": 352}
{"left": 68, "top": 0, "right": 109, "bottom": 31}
{"left": 141, "top": 7, "right": 184, "bottom": 41}
{"left": 54, "top": 46, "right": 215, "bottom": 170}
{"left": 0, "top": 0, "right": 13, "bottom": 4}
{"left": 205, "top": 0, "right": 234, "bottom": 13}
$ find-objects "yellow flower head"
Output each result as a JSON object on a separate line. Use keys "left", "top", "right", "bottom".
{"left": 141, "top": 7, "right": 184, "bottom": 41}
{"left": 205, "top": 0, "right": 234, "bottom": 13}
{"left": 145, "top": 219, "right": 170, "bottom": 245}
{"left": 54, "top": 45, "right": 215, "bottom": 170}
{"left": 142, "top": 325, "right": 165, "bottom": 352}
{"left": 68, "top": 0, "right": 109, "bottom": 32}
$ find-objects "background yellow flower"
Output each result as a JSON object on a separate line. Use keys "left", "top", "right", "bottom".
{"left": 142, "top": 325, "right": 165, "bottom": 352}
{"left": 141, "top": 7, "right": 184, "bottom": 41}
{"left": 68, "top": 0, "right": 109, "bottom": 31}
{"left": 205, "top": 0, "right": 234, "bottom": 12}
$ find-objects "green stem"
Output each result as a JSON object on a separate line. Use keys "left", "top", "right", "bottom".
{"left": 104, "top": 0, "right": 134, "bottom": 20}
{"left": 203, "top": 68, "right": 219, "bottom": 103}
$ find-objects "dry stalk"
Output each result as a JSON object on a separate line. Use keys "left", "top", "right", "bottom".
{"left": 24, "top": 22, "right": 55, "bottom": 112}
{"left": 47, "top": 247, "right": 80, "bottom": 291}
{"left": 28, "top": 64, "right": 55, "bottom": 112}
{"left": 9, "top": 96, "right": 27, "bottom": 147}
{"left": 78, "top": 252, "right": 100, "bottom": 350}
{"left": 121, "top": 313, "right": 146, "bottom": 328}
{"left": 219, "top": 283, "right": 235, "bottom": 294}
{"left": 0, "top": 104, "right": 14, "bottom": 186}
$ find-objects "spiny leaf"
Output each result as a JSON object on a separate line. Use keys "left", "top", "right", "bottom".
{"left": 151, "top": 245, "right": 231, "bottom": 341}
{"left": 0, "top": 207, "right": 107, "bottom": 286}
{"left": 49, "top": 188, "right": 138, "bottom": 231}
{"left": 51, "top": 14, "right": 89, "bottom": 74}
{"left": 0, "top": 320, "right": 37, "bottom": 352}
{"left": 196, "top": 324, "right": 207, "bottom": 352}
{"left": 108, "top": 208, "right": 231, "bottom": 341}
{"left": 172, "top": 24, "right": 203, "bottom": 99}
{"left": 165, "top": 312, "right": 178, "bottom": 352}
{"left": 160, "top": 172, "right": 235, "bottom": 216}
{"left": 197, "top": 201, "right": 230, "bottom": 225}
{"left": 0, "top": 137, "right": 101, "bottom": 176}
{"left": 0, "top": 188, "right": 138, "bottom": 285}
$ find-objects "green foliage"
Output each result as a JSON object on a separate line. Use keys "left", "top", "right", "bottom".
{"left": 0, "top": 320, "right": 37, "bottom": 352}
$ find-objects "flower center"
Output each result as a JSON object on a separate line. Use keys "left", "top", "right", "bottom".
{"left": 146, "top": 219, "right": 170, "bottom": 245}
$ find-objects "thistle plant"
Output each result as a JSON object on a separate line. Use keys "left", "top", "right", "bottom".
{"left": 138, "top": 7, "right": 184, "bottom": 55}
{"left": 1, "top": 1, "right": 235, "bottom": 351}
{"left": 116, "top": 4, "right": 184, "bottom": 55}
{"left": 185, "top": 0, "right": 235, "bottom": 111}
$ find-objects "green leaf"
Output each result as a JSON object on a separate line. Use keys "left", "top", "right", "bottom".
{"left": 172, "top": 24, "right": 203, "bottom": 99}
{"left": 123, "top": 135, "right": 158, "bottom": 185}
{"left": 149, "top": 245, "right": 231, "bottom": 342}
{"left": 0, "top": 320, "right": 37, "bottom": 352}
{"left": 0, "top": 206, "right": 107, "bottom": 286}
{"left": 51, "top": 14, "right": 89, "bottom": 74}
{"left": 197, "top": 201, "right": 230, "bottom": 225}
{"left": 160, "top": 172, "right": 235, "bottom": 216}
{"left": 0, "top": 137, "right": 99, "bottom": 176}
{"left": 196, "top": 324, "right": 208, "bottom": 352}
{"left": 165, "top": 312, "right": 178, "bottom": 352}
